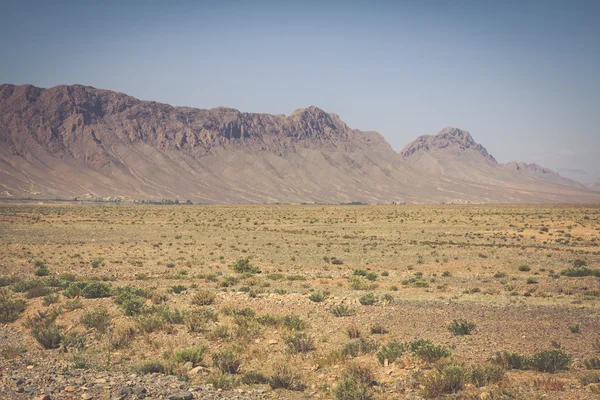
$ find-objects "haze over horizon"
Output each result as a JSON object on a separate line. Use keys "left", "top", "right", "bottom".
{"left": 1, "top": 0, "right": 599, "bottom": 183}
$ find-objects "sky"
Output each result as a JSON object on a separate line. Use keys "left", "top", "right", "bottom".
{"left": 1, "top": 0, "right": 599, "bottom": 183}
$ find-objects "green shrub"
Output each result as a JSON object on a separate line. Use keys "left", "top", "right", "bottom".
{"left": 365, "top": 272, "right": 378, "bottom": 282}
{"left": 282, "top": 314, "right": 307, "bottom": 330}
{"left": 409, "top": 339, "right": 450, "bottom": 363}
{"left": 331, "top": 304, "right": 354, "bottom": 317}
{"left": 81, "top": 281, "right": 112, "bottom": 298}
{"left": 358, "top": 293, "right": 377, "bottom": 306}
{"left": 346, "top": 324, "right": 361, "bottom": 339}
{"left": 35, "top": 266, "right": 51, "bottom": 277}
{"left": 212, "top": 350, "right": 241, "bottom": 374}
{"left": 62, "top": 331, "right": 87, "bottom": 351}
{"left": 0, "top": 288, "right": 26, "bottom": 322}
{"left": 448, "top": 319, "right": 476, "bottom": 335}
{"left": 191, "top": 290, "right": 216, "bottom": 306}
{"left": 25, "top": 286, "right": 53, "bottom": 299}
{"left": 529, "top": 349, "right": 572, "bottom": 372}
{"left": 493, "top": 351, "right": 528, "bottom": 370}
{"left": 42, "top": 293, "right": 60, "bottom": 306}
{"left": 308, "top": 290, "right": 328, "bottom": 302}
{"left": 334, "top": 372, "right": 373, "bottom": 400}
{"left": 286, "top": 332, "right": 315, "bottom": 353}
{"left": 174, "top": 345, "right": 205, "bottom": 365}
{"left": 0, "top": 275, "right": 19, "bottom": 287}
{"left": 24, "top": 310, "right": 63, "bottom": 349}
{"left": 469, "top": 363, "right": 505, "bottom": 387}
{"left": 518, "top": 264, "right": 531, "bottom": 272}
{"left": 171, "top": 285, "right": 187, "bottom": 294}
{"left": 137, "top": 360, "right": 166, "bottom": 374}
{"left": 341, "top": 339, "right": 378, "bottom": 357}
{"left": 377, "top": 341, "right": 405, "bottom": 365}
{"left": 241, "top": 371, "right": 269, "bottom": 385}
{"left": 256, "top": 314, "right": 280, "bottom": 326}
{"left": 208, "top": 372, "right": 236, "bottom": 390}
{"left": 230, "top": 258, "right": 260, "bottom": 274}
{"left": 353, "top": 269, "right": 367, "bottom": 276}
{"left": 561, "top": 266, "right": 600, "bottom": 277}
{"left": 113, "top": 286, "right": 147, "bottom": 316}
{"left": 585, "top": 357, "right": 600, "bottom": 370}
{"left": 80, "top": 307, "right": 111, "bottom": 333}
{"left": 423, "top": 364, "right": 466, "bottom": 397}
{"left": 269, "top": 364, "right": 305, "bottom": 391}
{"left": 370, "top": 324, "right": 387, "bottom": 334}
{"left": 90, "top": 257, "right": 104, "bottom": 268}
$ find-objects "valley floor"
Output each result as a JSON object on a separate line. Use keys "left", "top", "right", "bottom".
{"left": 1, "top": 204, "right": 599, "bottom": 399}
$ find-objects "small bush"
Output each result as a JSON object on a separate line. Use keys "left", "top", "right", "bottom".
{"left": 230, "top": 258, "right": 260, "bottom": 274}
{"left": 269, "top": 364, "right": 305, "bottom": 391}
{"left": 377, "top": 341, "right": 405, "bottom": 365}
{"left": 42, "top": 293, "right": 60, "bottom": 306}
{"left": 331, "top": 304, "right": 354, "bottom": 317}
{"left": 191, "top": 290, "right": 216, "bottom": 306}
{"left": 346, "top": 324, "right": 361, "bottom": 339}
{"left": 208, "top": 372, "right": 236, "bottom": 390}
{"left": 35, "top": 266, "right": 51, "bottom": 277}
{"left": 308, "top": 290, "right": 328, "bottom": 303}
{"left": 585, "top": 357, "right": 600, "bottom": 370}
{"left": 25, "top": 286, "right": 53, "bottom": 299}
{"left": 212, "top": 350, "right": 241, "bottom": 374}
{"left": 0, "top": 288, "right": 26, "bottom": 322}
{"left": 448, "top": 319, "right": 476, "bottom": 335}
{"left": 80, "top": 307, "right": 111, "bottom": 333}
{"left": 286, "top": 332, "right": 315, "bottom": 353}
{"left": 334, "top": 371, "right": 373, "bottom": 400}
{"left": 410, "top": 339, "right": 450, "bottom": 363}
{"left": 137, "top": 360, "right": 166, "bottom": 374}
{"left": 423, "top": 364, "right": 466, "bottom": 397}
{"left": 518, "top": 264, "right": 531, "bottom": 272}
{"left": 109, "top": 323, "right": 137, "bottom": 349}
{"left": 256, "top": 314, "right": 280, "bottom": 326}
{"left": 24, "top": 310, "right": 64, "bottom": 349}
{"left": 530, "top": 349, "right": 572, "bottom": 372}
{"left": 493, "top": 351, "right": 529, "bottom": 370}
{"left": 282, "top": 314, "right": 307, "bottom": 330}
{"left": 358, "top": 293, "right": 377, "bottom": 306}
{"left": 81, "top": 281, "right": 112, "bottom": 298}
{"left": 171, "top": 285, "right": 187, "bottom": 294}
{"left": 342, "top": 339, "right": 378, "bottom": 357}
{"left": 370, "top": 324, "right": 387, "bottom": 334}
{"left": 174, "top": 345, "right": 205, "bottom": 365}
{"left": 241, "top": 371, "right": 269, "bottom": 385}
{"left": 469, "top": 363, "right": 505, "bottom": 387}
{"left": 561, "top": 266, "right": 600, "bottom": 277}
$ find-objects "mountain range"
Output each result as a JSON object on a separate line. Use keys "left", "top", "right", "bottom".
{"left": 1, "top": 84, "right": 598, "bottom": 204}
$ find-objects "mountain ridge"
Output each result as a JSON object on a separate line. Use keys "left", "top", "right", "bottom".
{"left": 0, "top": 83, "right": 598, "bottom": 204}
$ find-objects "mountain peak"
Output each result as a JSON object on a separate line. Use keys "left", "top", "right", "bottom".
{"left": 400, "top": 127, "right": 496, "bottom": 163}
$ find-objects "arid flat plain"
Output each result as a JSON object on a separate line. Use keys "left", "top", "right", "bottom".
{"left": 1, "top": 203, "right": 600, "bottom": 399}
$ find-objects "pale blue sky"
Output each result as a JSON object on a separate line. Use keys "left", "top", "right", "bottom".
{"left": 1, "top": 0, "right": 599, "bottom": 182}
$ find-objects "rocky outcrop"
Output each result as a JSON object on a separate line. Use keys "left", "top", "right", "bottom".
{"left": 400, "top": 127, "right": 497, "bottom": 163}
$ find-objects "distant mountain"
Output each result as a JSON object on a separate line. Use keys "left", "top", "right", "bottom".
{"left": 589, "top": 180, "right": 600, "bottom": 192}
{"left": 1, "top": 84, "right": 598, "bottom": 204}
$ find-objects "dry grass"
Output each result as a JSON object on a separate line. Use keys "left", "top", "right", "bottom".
{"left": 0, "top": 203, "right": 599, "bottom": 399}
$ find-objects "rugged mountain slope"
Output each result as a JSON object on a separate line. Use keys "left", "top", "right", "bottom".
{"left": 0, "top": 84, "right": 598, "bottom": 204}
{"left": 589, "top": 180, "right": 600, "bottom": 192}
{"left": 400, "top": 127, "right": 592, "bottom": 196}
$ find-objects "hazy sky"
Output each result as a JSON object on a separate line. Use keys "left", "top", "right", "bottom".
{"left": 1, "top": 0, "right": 599, "bottom": 182}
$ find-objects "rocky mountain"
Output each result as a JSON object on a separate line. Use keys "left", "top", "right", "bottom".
{"left": 0, "top": 84, "right": 598, "bottom": 204}
{"left": 589, "top": 180, "right": 600, "bottom": 192}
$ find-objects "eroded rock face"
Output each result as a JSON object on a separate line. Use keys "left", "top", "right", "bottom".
{"left": 0, "top": 84, "right": 597, "bottom": 204}
{"left": 0, "top": 84, "right": 393, "bottom": 162}
{"left": 400, "top": 127, "right": 497, "bottom": 163}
